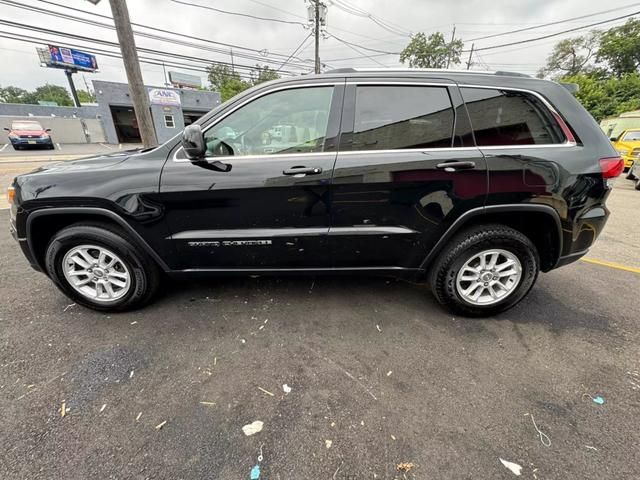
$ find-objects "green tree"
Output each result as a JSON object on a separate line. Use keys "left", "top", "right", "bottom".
{"left": 538, "top": 31, "right": 600, "bottom": 79}
{"left": 29, "top": 84, "right": 73, "bottom": 106}
{"left": 207, "top": 63, "right": 281, "bottom": 102}
{"left": 597, "top": 19, "right": 640, "bottom": 78}
{"left": 77, "top": 90, "right": 96, "bottom": 103}
{"left": 250, "top": 65, "right": 280, "bottom": 86}
{"left": 0, "top": 86, "right": 31, "bottom": 103}
{"left": 400, "top": 32, "right": 464, "bottom": 68}
{"left": 563, "top": 72, "right": 640, "bottom": 121}
{"left": 207, "top": 64, "right": 251, "bottom": 102}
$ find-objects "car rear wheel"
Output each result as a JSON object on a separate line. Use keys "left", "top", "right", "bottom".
{"left": 429, "top": 224, "right": 540, "bottom": 317}
{"left": 45, "top": 223, "right": 161, "bottom": 311}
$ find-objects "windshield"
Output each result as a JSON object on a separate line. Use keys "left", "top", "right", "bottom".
{"left": 12, "top": 122, "right": 44, "bottom": 131}
{"left": 623, "top": 131, "right": 640, "bottom": 141}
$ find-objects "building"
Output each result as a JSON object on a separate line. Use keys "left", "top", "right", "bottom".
{"left": 94, "top": 80, "right": 220, "bottom": 144}
{"left": 0, "top": 80, "right": 220, "bottom": 145}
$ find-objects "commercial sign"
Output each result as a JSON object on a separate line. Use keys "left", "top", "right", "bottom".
{"left": 48, "top": 45, "right": 98, "bottom": 72}
{"left": 168, "top": 71, "right": 202, "bottom": 89}
{"left": 148, "top": 88, "right": 181, "bottom": 106}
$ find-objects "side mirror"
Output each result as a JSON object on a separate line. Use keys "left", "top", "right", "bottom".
{"left": 3, "top": 128, "right": 10, "bottom": 132}
{"left": 610, "top": 137, "right": 617, "bottom": 142}
{"left": 45, "top": 128, "right": 52, "bottom": 133}
{"left": 182, "top": 124, "right": 206, "bottom": 160}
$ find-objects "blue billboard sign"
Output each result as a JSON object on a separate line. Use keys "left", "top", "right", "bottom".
{"left": 48, "top": 45, "right": 98, "bottom": 72}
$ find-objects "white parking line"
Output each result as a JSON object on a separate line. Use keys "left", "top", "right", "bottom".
{"left": 0, "top": 144, "right": 8, "bottom": 152}
{"left": 100, "top": 143, "right": 114, "bottom": 150}
{"left": 56, "top": 143, "right": 62, "bottom": 150}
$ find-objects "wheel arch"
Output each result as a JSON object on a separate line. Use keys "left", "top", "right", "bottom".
{"left": 26, "top": 207, "right": 170, "bottom": 273}
{"left": 421, "top": 204, "right": 563, "bottom": 273}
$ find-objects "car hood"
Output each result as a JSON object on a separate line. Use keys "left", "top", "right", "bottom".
{"left": 615, "top": 141, "right": 640, "bottom": 150}
{"left": 30, "top": 152, "right": 134, "bottom": 174}
{"left": 10, "top": 129, "right": 47, "bottom": 136}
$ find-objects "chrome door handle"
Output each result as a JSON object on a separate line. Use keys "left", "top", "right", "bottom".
{"left": 283, "top": 166, "right": 323, "bottom": 175}
{"left": 436, "top": 161, "right": 476, "bottom": 172}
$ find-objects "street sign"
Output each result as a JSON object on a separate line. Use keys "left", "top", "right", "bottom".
{"left": 148, "top": 88, "right": 181, "bottom": 106}
{"left": 168, "top": 71, "right": 202, "bottom": 89}
{"left": 47, "top": 45, "right": 98, "bottom": 72}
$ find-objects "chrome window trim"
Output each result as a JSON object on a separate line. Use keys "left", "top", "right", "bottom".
{"left": 172, "top": 80, "right": 578, "bottom": 164}
{"left": 172, "top": 82, "right": 342, "bottom": 163}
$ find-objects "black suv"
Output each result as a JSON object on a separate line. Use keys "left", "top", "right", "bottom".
{"left": 9, "top": 69, "right": 623, "bottom": 316}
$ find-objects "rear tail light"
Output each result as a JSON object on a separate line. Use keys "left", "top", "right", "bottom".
{"left": 599, "top": 157, "right": 624, "bottom": 179}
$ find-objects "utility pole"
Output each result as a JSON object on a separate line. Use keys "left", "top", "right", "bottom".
{"left": 466, "top": 43, "right": 475, "bottom": 70}
{"left": 314, "top": 0, "right": 321, "bottom": 74}
{"left": 107, "top": 0, "right": 157, "bottom": 147}
{"left": 446, "top": 25, "right": 457, "bottom": 69}
{"left": 230, "top": 48, "right": 235, "bottom": 73}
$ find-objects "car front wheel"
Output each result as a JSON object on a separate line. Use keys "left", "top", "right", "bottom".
{"left": 430, "top": 224, "right": 540, "bottom": 317}
{"left": 45, "top": 223, "right": 161, "bottom": 311}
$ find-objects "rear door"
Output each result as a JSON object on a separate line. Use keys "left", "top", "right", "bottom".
{"left": 329, "top": 78, "right": 488, "bottom": 269}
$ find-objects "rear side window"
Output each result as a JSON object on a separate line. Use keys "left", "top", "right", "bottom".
{"left": 461, "top": 88, "right": 566, "bottom": 146}
{"left": 353, "top": 86, "right": 454, "bottom": 150}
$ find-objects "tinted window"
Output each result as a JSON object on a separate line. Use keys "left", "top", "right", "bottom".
{"left": 204, "top": 86, "right": 334, "bottom": 156}
{"left": 461, "top": 88, "right": 565, "bottom": 146}
{"left": 353, "top": 86, "right": 454, "bottom": 150}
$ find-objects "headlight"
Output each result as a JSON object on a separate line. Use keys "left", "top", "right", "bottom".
{"left": 40, "top": 133, "right": 49, "bottom": 138}
{"left": 8, "top": 133, "right": 18, "bottom": 139}
{"left": 616, "top": 148, "right": 630, "bottom": 156}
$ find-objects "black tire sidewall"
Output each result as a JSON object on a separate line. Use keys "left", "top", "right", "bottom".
{"left": 45, "top": 226, "right": 151, "bottom": 311}
{"left": 432, "top": 226, "right": 539, "bottom": 317}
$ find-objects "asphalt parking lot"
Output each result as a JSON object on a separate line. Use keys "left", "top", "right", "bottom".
{"left": 1, "top": 179, "right": 639, "bottom": 479}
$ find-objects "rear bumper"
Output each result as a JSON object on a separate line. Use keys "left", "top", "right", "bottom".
{"left": 555, "top": 249, "right": 589, "bottom": 268}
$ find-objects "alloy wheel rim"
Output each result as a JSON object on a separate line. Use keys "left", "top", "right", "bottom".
{"left": 62, "top": 245, "right": 131, "bottom": 303}
{"left": 455, "top": 249, "right": 523, "bottom": 306}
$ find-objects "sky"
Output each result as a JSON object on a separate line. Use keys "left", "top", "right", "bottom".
{"left": 0, "top": 0, "right": 639, "bottom": 94}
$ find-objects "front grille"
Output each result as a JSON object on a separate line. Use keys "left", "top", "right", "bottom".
{"left": 18, "top": 134, "right": 39, "bottom": 139}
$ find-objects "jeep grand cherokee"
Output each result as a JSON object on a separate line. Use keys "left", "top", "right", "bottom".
{"left": 8, "top": 69, "right": 623, "bottom": 316}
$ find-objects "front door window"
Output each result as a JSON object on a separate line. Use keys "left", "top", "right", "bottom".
{"left": 203, "top": 86, "right": 334, "bottom": 157}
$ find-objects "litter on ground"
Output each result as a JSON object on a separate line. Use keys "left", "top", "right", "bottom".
{"left": 499, "top": 458, "right": 522, "bottom": 476}
{"left": 283, "top": 384, "right": 292, "bottom": 394}
{"left": 155, "top": 420, "right": 167, "bottom": 430}
{"left": 258, "top": 387, "right": 274, "bottom": 397}
{"left": 396, "top": 462, "right": 414, "bottom": 473}
{"left": 242, "top": 421, "right": 264, "bottom": 436}
{"left": 99, "top": 404, "right": 106, "bottom": 413}
{"left": 325, "top": 439, "right": 332, "bottom": 449}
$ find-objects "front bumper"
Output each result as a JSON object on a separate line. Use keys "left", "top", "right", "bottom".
{"left": 9, "top": 216, "right": 41, "bottom": 272}
{"left": 9, "top": 137, "right": 53, "bottom": 146}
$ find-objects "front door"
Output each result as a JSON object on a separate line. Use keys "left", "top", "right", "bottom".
{"left": 330, "top": 81, "right": 488, "bottom": 269}
{"left": 159, "top": 83, "right": 344, "bottom": 270}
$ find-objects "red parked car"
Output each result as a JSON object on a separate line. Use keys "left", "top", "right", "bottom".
{"left": 4, "top": 121, "right": 54, "bottom": 150}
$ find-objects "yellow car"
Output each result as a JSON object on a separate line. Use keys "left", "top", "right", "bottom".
{"left": 610, "top": 129, "right": 640, "bottom": 170}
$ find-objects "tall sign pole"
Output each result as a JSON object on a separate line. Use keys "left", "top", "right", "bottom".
{"left": 65, "top": 69, "right": 81, "bottom": 107}
{"left": 108, "top": 0, "right": 157, "bottom": 147}
{"left": 314, "top": 0, "right": 321, "bottom": 74}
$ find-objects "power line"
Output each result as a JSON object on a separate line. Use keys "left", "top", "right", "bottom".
{"left": 0, "top": 19, "right": 301, "bottom": 76}
{"left": 330, "top": 0, "right": 411, "bottom": 37}
{"left": 469, "top": 10, "right": 640, "bottom": 52}
{"left": 326, "top": 32, "right": 401, "bottom": 55}
{"left": 326, "top": 33, "right": 389, "bottom": 68}
{"left": 32, "top": 0, "right": 308, "bottom": 65}
{"left": 277, "top": 33, "right": 313, "bottom": 72}
{"left": 168, "top": 0, "right": 306, "bottom": 26}
{"left": 465, "top": 2, "right": 640, "bottom": 42}
{"left": 0, "top": 2, "right": 309, "bottom": 71}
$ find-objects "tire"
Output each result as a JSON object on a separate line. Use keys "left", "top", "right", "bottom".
{"left": 429, "top": 224, "right": 540, "bottom": 317}
{"left": 626, "top": 168, "right": 636, "bottom": 180}
{"left": 13, "top": 145, "right": 21, "bottom": 150}
{"left": 44, "top": 223, "right": 161, "bottom": 312}
{"left": 635, "top": 178, "right": 640, "bottom": 191}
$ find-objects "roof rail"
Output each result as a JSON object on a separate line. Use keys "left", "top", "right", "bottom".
{"left": 324, "top": 67, "right": 531, "bottom": 78}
